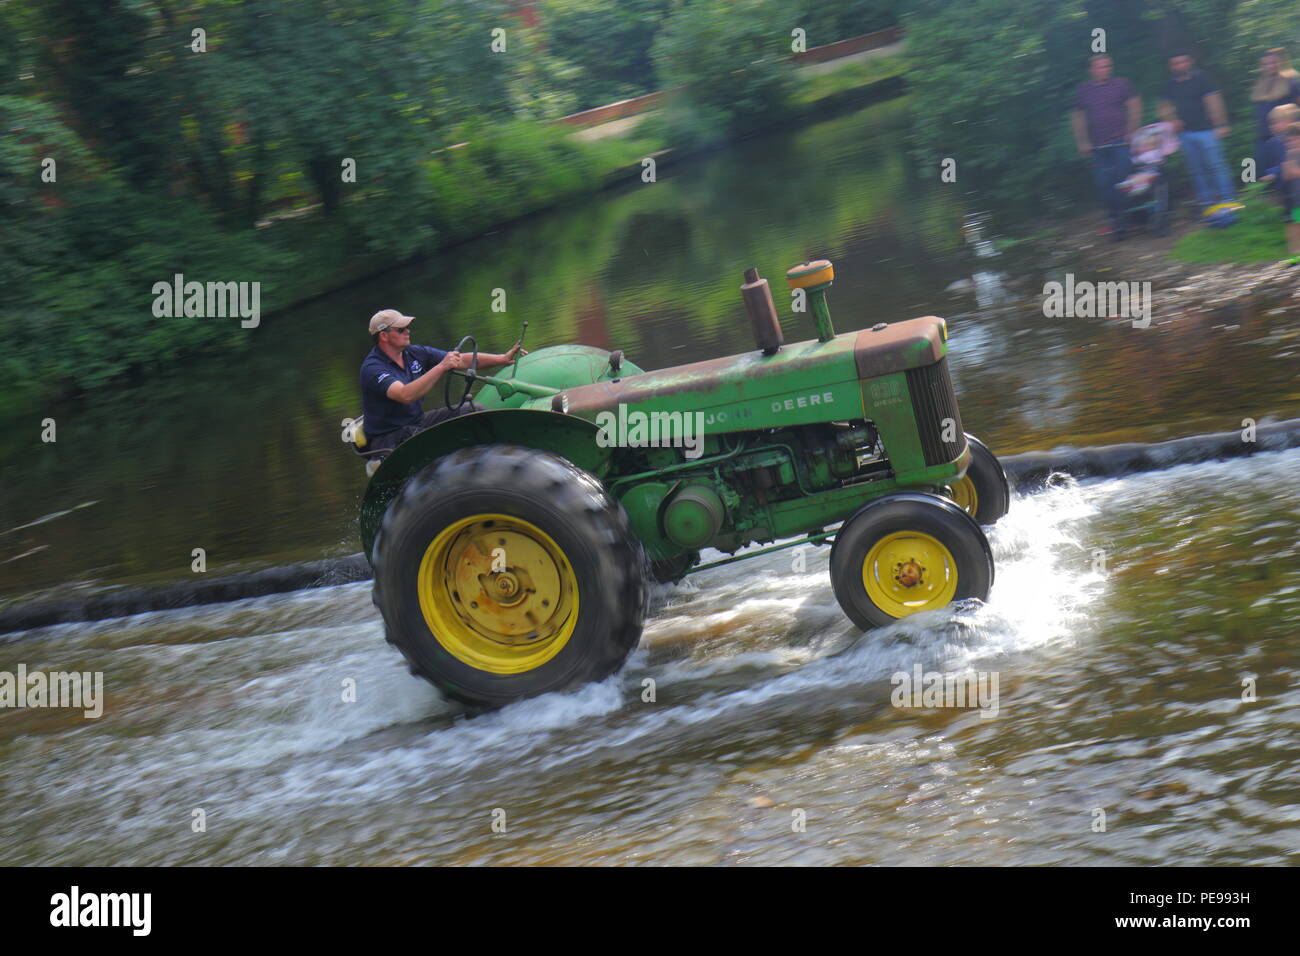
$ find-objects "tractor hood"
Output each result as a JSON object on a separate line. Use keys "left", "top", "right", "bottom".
{"left": 475, "top": 344, "right": 645, "bottom": 410}
{"left": 549, "top": 317, "right": 948, "bottom": 432}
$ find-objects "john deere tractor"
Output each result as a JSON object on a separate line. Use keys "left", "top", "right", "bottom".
{"left": 355, "top": 260, "right": 1009, "bottom": 709}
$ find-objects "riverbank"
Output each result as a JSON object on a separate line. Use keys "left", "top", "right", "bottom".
{"left": 944, "top": 201, "right": 1300, "bottom": 338}
{"left": 255, "top": 51, "right": 909, "bottom": 307}
{"left": 1035, "top": 207, "right": 1300, "bottom": 316}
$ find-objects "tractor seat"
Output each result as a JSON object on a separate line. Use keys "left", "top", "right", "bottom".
{"left": 345, "top": 415, "right": 388, "bottom": 476}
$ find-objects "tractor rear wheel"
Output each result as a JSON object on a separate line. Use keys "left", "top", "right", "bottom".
{"left": 372, "top": 445, "right": 646, "bottom": 709}
{"left": 830, "top": 493, "right": 993, "bottom": 631}
{"left": 944, "top": 433, "right": 1010, "bottom": 525}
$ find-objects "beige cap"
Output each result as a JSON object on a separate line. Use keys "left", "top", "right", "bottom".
{"left": 369, "top": 309, "right": 415, "bottom": 334}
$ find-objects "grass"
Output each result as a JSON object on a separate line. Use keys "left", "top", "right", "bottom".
{"left": 567, "top": 52, "right": 908, "bottom": 168}
{"left": 793, "top": 54, "right": 906, "bottom": 106}
{"left": 580, "top": 127, "right": 670, "bottom": 180}
{"left": 1169, "top": 184, "right": 1292, "bottom": 265}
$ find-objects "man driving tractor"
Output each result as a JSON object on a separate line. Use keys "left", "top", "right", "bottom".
{"left": 358, "top": 308, "right": 525, "bottom": 459}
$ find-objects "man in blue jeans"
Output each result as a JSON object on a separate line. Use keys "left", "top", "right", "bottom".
{"left": 1073, "top": 54, "right": 1143, "bottom": 239}
{"left": 1159, "top": 52, "right": 1236, "bottom": 220}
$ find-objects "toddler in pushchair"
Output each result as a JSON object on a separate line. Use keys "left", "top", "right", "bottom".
{"left": 1117, "top": 122, "right": 1179, "bottom": 236}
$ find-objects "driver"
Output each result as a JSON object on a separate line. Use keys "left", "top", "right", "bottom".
{"left": 360, "top": 309, "right": 524, "bottom": 457}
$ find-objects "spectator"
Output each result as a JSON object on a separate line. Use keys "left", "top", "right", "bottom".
{"left": 1260, "top": 103, "right": 1300, "bottom": 218}
{"left": 1250, "top": 48, "right": 1300, "bottom": 169}
{"left": 1159, "top": 52, "right": 1236, "bottom": 219}
{"left": 1282, "top": 121, "right": 1300, "bottom": 266}
{"left": 1072, "top": 54, "right": 1142, "bottom": 240}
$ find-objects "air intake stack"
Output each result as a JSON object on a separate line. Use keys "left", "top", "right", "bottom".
{"left": 785, "top": 259, "right": 837, "bottom": 343}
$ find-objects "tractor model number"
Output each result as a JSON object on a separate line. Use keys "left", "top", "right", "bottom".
{"left": 771, "top": 391, "right": 835, "bottom": 413}
{"left": 868, "top": 380, "right": 904, "bottom": 407}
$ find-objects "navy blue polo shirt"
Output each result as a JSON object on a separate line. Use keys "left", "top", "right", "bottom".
{"left": 359, "top": 343, "right": 449, "bottom": 437}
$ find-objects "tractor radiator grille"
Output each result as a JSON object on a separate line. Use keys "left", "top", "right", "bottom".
{"left": 906, "top": 357, "right": 966, "bottom": 466}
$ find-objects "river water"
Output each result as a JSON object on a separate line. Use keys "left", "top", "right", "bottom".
{"left": 3, "top": 450, "right": 1298, "bottom": 865}
{"left": 2, "top": 96, "right": 1298, "bottom": 865}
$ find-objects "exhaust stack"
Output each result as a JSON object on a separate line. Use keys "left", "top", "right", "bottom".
{"left": 740, "top": 267, "right": 784, "bottom": 356}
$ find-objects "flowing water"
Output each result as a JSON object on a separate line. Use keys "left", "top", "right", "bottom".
{"left": 3, "top": 450, "right": 1297, "bottom": 865}
{"left": 1, "top": 95, "right": 1298, "bottom": 865}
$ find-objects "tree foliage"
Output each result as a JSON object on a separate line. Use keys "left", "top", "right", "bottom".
{"left": 652, "top": 0, "right": 796, "bottom": 149}
{"left": 787, "top": 0, "right": 898, "bottom": 48}
{"left": 542, "top": 0, "right": 673, "bottom": 109}
{"left": 1, "top": 0, "right": 901, "bottom": 407}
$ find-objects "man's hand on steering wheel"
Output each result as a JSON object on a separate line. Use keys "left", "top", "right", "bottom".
{"left": 443, "top": 336, "right": 480, "bottom": 411}
{"left": 438, "top": 350, "right": 470, "bottom": 372}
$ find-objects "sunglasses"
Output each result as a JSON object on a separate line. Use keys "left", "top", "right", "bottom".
{"left": 384, "top": 325, "right": 412, "bottom": 335}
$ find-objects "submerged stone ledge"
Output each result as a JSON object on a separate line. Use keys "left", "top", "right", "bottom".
{"left": 2, "top": 417, "right": 1298, "bottom": 637}
{"left": 999, "top": 417, "right": 1300, "bottom": 490}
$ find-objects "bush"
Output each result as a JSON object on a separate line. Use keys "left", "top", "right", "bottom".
{"left": 904, "top": 0, "right": 1087, "bottom": 208}
{"left": 542, "top": 0, "right": 674, "bottom": 109}
{"left": 652, "top": 0, "right": 796, "bottom": 150}
{"left": 0, "top": 178, "right": 299, "bottom": 410}
{"left": 788, "top": 0, "right": 898, "bottom": 47}
{"left": 425, "top": 121, "right": 605, "bottom": 240}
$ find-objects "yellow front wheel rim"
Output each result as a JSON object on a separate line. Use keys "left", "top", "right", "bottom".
{"left": 945, "top": 476, "right": 979, "bottom": 517}
{"left": 417, "top": 514, "right": 579, "bottom": 675}
{"left": 862, "top": 531, "right": 959, "bottom": 618}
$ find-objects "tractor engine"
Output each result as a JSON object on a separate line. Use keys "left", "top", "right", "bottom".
{"left": 619, "top": 418, "right": 892, "bottom": 560}
{"left": 597, "top": 260, "right": 968, "bottom": 565}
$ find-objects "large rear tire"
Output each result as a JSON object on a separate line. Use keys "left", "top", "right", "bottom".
{"left": 944, "top": 433, "right": 1010, "bottom": 525}
{"left": 830, "top": 493, "right": 993, "bottom": 631}
{"left": 372, "top": 444, "right": 647, "bottom": 709}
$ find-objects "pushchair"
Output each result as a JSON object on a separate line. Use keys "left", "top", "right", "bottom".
{"left": 1118, "top": 122, "right": 1179, "bottom": 236}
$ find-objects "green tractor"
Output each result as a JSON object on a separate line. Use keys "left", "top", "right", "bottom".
{"left": 355, "top": 260, "right": 1010, "bottom": 709}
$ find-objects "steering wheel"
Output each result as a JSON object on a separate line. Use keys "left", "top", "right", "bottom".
{"left": 443, "top": 334, "right": 480, "bottom": 412}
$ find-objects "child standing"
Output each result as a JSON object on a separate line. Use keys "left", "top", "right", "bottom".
{"left": 1282, "top": 122, "right": 1300, "bottom": 266}
{"left": 1260, "top": 104, "right": 1300, "bottom": 219}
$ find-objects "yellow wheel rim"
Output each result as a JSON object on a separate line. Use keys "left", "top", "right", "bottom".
{"left": 416, "top": 514, "right": 578, "bottom": 675}
{"left": 862, "top": 531, "right": 959, "bottom": 618}
{"left": 945, "top": 476, "right": 979, "bottom": 517}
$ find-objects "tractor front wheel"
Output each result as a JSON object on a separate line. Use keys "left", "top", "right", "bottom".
{"left": 372, "top": 445, "right": 646, "bottom": 709}
{"left": 830, "top": 493, "right": 993, "bottom": 631}
{"left": 944, "top": 433, "right": 1010, "bottom": 525}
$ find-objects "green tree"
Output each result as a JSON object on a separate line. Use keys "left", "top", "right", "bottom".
{"left": 787, "top": 0, "right": 898, "bottom": 47}
{"left": 652, "top": 0, "right": 796, "bottom": 149}
{"left": 904, "top": 0, "right": 1087, "bottom": 205}
{"left": 542, "top": 0, "right": 673, "bottom": 109}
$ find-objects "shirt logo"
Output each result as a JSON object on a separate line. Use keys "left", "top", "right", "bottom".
{"left": 410, "top": 361, "right": 422, "bottom": 374}
{"left": 377, "top": 372, "right": 390, "bottom": 384}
